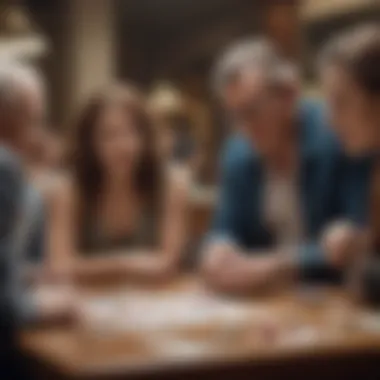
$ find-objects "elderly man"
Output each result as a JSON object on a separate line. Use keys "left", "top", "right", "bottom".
{"left": 201, "top": 39, "right": 367, "bottom": 294}
{"left": 0, "top": 62, "right": 73, "bottom": 377}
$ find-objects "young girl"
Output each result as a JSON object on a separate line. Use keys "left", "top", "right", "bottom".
{"left": 48, "top": 83, "right": 189, "bottom": 281}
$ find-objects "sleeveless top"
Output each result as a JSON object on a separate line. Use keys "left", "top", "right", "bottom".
{"left": 78, "top": 164, "right": 187, "bottom": 256}
{"left": 79, "top": 204, "right": 158, "bottom": 256}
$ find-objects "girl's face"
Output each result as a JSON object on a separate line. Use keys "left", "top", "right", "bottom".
{"left": 94, "top": 105, "right": 143, "bottom": 177}
{"left": 322, "top": 65, "right": 380, "bottom": 156}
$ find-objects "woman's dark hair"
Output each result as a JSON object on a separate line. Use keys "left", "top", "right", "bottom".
{"left": 68, "top": 83, "right": 161, "bottom": 235}
{"left": 320, "top": 24, "right": 380, "bottom": 96}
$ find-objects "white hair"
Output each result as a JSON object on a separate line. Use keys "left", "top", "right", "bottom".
{"left": 212, "top": 37, "right": 298, "bottom": 97}
{"left": 0, "top": 60, "right": 44, "bottom": 109}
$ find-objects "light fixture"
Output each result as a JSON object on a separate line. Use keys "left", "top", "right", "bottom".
{"left": 0, "top": 0, "right": 48, "bottom": 60}
{"left": 148, "top": 81, "right": 186, "bottom": 117}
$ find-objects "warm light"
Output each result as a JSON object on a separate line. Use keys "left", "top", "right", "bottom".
{"left": 148, "top": 82, "right": 186, "bottom": 116}
{"left": 0, "top": 2, "right": 48, "bottom": 59}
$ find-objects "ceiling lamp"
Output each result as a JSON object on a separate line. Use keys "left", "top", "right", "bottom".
{"left": 0, "top": 0, "right": 48, "bottom": 60}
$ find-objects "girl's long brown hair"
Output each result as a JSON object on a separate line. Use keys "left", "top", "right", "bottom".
{"left": 68, "top": 83, "right": 161, "bottom": 240}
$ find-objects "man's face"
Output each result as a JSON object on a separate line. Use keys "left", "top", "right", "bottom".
{"left": 322, "top": 65, "right": 380, "bottom": 156}
{"left": 223, "top": 68, "right": 296, "bottom": 155}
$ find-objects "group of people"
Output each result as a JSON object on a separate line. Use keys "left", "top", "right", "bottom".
{"left": 203, "top": 24, "right": 380, "bottom": 294}
{"left": 0, "top": 23, "right": 379, "bottom": 377}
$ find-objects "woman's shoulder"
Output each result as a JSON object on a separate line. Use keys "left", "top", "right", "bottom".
{"left": 165, "top": 163, "right": 192, "bottom": 193}
{"left": 46, "top": 171, "right": 77, "bottom": 206}
{"left": 160, "top": 164, "right": 191, "bottom": 210}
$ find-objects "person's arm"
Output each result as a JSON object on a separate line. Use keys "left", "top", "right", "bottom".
{"left": 153, "top": 165, "right": 190, "bottom": 269}
{"left": 110, "top": 165, "right": 190, "bottom": 279}
{"left": 48, "top": 170, "right": 190, "bottom": 282}
{"left": 46, "top": 177, "right": 77, "bottom": 281}
{"left": 201, "top": 139, "right": 255, "bottom": 290}
{"left": 200, "top": 141, "right": 300, "bottom": 292}
{"left": 202, "top": 240, "right": 294, "bottom": 295}
{"left": 202, "top": 227, "right": 362, "bottom": 295}
{"left": 208, "top": 223, "right": 367, "bottom": 295}
{"left": 92, "top": 165, "right": 190, "bottom": 280}
{"left": 0, "top": 149, "right": 52, "bottom": 326}
{"left": 0, "top": 150, "right": 26, "bottom": 328}
{"left": 47, "top": 179, "right": 130, "bottom": 280}
{"left": 298, "top": 154, "right": 372, "bottom": 281}
{"left": 202, "top": 157, "right": 371, "bottom": 293}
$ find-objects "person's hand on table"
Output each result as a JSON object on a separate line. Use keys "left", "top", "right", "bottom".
{"left": 119, "top": 253, "right": 178, "bottom": 282}
{"left": 201, "top": 242, "right": 257, "bottom": 293}
{"left": 236, "top": 254, "right": 293, "bottom": 291}
{"left": 33, "top": 283, "right": 78, "bottom": 323}
{"left": 322, "top": 222, "right": 368, "bottom": 269}
{"left": 202, "top": 242, "right": 292, "bottom": 294}
{"left": 201, "top": 241, "right": 237, "bottom": 276}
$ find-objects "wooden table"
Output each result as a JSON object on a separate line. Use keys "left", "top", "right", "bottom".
{"left": 20, "top": 276, "right": 380, "bottom": 379}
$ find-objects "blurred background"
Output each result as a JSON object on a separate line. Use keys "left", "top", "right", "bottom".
{"left": 1, "top": 0, "right": 379, "bottom": 241}
{"left": 1, "top": 0, "right": 379, "bottom": 199}
{"left": 2, "top": 3, "right": 380, "bottom": 376}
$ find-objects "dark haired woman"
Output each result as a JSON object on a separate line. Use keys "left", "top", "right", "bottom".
{"left": 319, "top": 25, "right": 380, "bottom": 299}
{"left": 48, "top": 83, "right": 189, "bottom": 281}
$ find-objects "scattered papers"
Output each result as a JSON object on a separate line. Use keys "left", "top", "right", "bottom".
{"left": 357, "top": 312, "right": 380, "bottom": 333}
{"left": 80, "top": 290, "right": 259, "bottom": 332}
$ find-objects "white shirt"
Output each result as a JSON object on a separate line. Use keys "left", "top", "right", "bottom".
{"left": 263, "top": 169, "right": 303, "bottom": 248}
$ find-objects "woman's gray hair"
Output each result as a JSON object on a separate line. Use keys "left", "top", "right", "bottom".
{"left": 212, "top": 37, "right": 297, "bottom": 97}
{"left": 0, "top": 60, "right": 44, "bottom": 109}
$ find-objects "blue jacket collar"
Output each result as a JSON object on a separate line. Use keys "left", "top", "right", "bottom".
{"left": 238, "top": 98, "right": 327, "bottom": 162}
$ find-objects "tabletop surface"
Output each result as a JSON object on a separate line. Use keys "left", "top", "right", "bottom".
{"left": 19, "top": 276, "right": 380, "bottom": 378}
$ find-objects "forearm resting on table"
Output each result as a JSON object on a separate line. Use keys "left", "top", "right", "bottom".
{"left": 219, "top": 255, "right": 293, "bottom": 294}
{"left": 203, "top": 223, "right": 368, "bottom": 294}
{"left": 202, "top": 242, "right": 296, "bottom": 294}
{"left": 321, "top": 221, "right": 369, "bottom": 269}
{"left": 27, "top": 283, "right": 78, "bottom": 325}
{"left": 71, "top": 250, "right": 178, "bottom": 281}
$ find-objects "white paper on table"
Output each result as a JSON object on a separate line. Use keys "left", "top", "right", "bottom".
{"left": 81, "top": 291, "right": 270, "bottom": 332}
{"left": 357, "top": 312, "right": 380, "bottom": 333}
